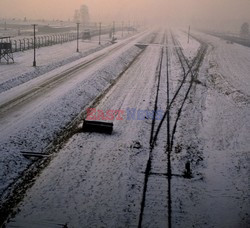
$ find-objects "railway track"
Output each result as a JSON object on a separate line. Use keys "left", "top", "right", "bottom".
{"left": 0, "top": 29, "right": 208, "bottom": 227}
{"left": 169, "top": 32, "right": 208, "bottom": 150}
{"left": 138, "top": 30, "right": 168, "bottom": 227}
{"left": 138, "top": 30, "right": 208, "bottom": 228}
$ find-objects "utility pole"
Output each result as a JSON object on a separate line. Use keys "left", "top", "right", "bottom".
{"left": 122, "top": 21, "right": 124, "bottom": 38}
{"left": 128, "top": 20, "right": 130, "bottom": 34}
{"left": 76, "top": 22, "right": 80, "bottom": 52}
{"left": 99, "top": 22, "right": 102, "bottom": 45}
{"left": 188, "top": 25, "right": 190, "bottom": 44}
{"left": 32, "top": 24, "right": 37, "bottom": 67}
{"left": 4, "top": 21, "right": 7, "bottom": 30}
{"left": 113, "top": 21, "right": 115, "bottom": 40}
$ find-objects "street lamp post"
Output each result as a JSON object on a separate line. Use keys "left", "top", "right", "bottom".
{"left": 122, "top": 21, "right": 124, "bottom": 37}
{"left": 188, "top": 25, "right": 190, "bottom": 44}
{"left": 76, "top": 22, "right": 80, "bottom": 52}
{"left": 99, "top": 22, "right": 102, "bottom": 45}
{"left": 32, "top": 24, "right": 37, "bottom": 67}
{"left": 113, "top": 21, "right": 115, "bottom": 40}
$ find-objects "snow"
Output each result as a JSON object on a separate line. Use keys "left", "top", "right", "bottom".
{"left": 174, "top": 29, "right": 201, "bottom": 61}
{"left": 0, "top": 31, "right": 153, "bottom": 199}
{"left": 0, "top": 33, "right": 128, "bottom": 93}
{"left": 5, "top": 43, "right": 162, "bottom": 227}
{"left": 170, "top": 31, "right": 250, "bottom": 227}
{"left": 1, "top": 29, "right": 250, "bottom": 227}
{"left": 193, "top": 31, "right": 250, "bottom": 98}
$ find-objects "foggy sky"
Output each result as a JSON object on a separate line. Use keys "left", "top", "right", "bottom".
{"left": 0, "top": 0, "right": 250, "bottom": 30}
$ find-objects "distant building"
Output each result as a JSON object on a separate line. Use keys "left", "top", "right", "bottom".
{"left": 73, "top": 5, "right": 90, "bottom": 25}
{"left": 80, "top": 5, "right": 90, "bottom": 25}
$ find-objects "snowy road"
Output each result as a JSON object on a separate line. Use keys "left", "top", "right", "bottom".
{"left": 1, "top": 29, "right": 250, "bottom": 228}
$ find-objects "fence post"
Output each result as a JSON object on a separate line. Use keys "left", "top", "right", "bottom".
{"left": 27, "top": 38, "right": 30, "bottom": 50}
{"left": 30, "top": 38, "right": 33, "bottom": 49}
{"left": 37, "top": 37, "right": 40, "bottom": 48}
{"left": 19, "top": 39, "right": 22, "bottom": 51}
{"left": 43, "top": 36, "right": 45, "bottom": 46}
{"left": 14, "top": 40, "right": 17, "bottom": 52}
{"left": 23, "top": 38, "right": 26, "bottom": 50}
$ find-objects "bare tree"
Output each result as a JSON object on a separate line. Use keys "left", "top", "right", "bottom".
{"left": 240, "top": 22, "right": 249, "bottom": 38}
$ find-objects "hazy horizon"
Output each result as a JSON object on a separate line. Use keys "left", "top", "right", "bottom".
{"left": 0, "top": 0, "right": 250, "bottom": 31}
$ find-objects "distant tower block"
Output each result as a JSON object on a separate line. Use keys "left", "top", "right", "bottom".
{"left": 80, "top": 5, "right": 90, "bottom": 26}
{"left": 0, "top": 37, "right": 14, "bottom": 64}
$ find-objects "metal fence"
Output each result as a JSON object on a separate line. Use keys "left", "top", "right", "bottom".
{"left": 9, "top": 25, "right": 136, "bottom": 53}
{"left": 10, "top": 32, "right": 78, "bottom": 52}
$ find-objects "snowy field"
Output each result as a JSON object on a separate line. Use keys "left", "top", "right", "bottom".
{"left": 0, "top": 28, "right": 249, "bottom": 227}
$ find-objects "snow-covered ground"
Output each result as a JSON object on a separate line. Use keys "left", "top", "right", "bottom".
{"left": 5, "top": 42, "right": 162, "bottom": 228}
{"left": 194, "top": 31, "right": 250, "bottom": 100}
{"left": 0, "top": 32, "right": 131, "bottom": 93}
{"left": 0, "top": 30, "right": 153, "bottom": 203}
{"left": 1, "top": 29, "right": 250, "bottom": 227}
{"left": 173, "top": 29, "right": 201, "bottom": 61}
{"left": 171, "top": 31, "right": 250, "bottom": 227}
